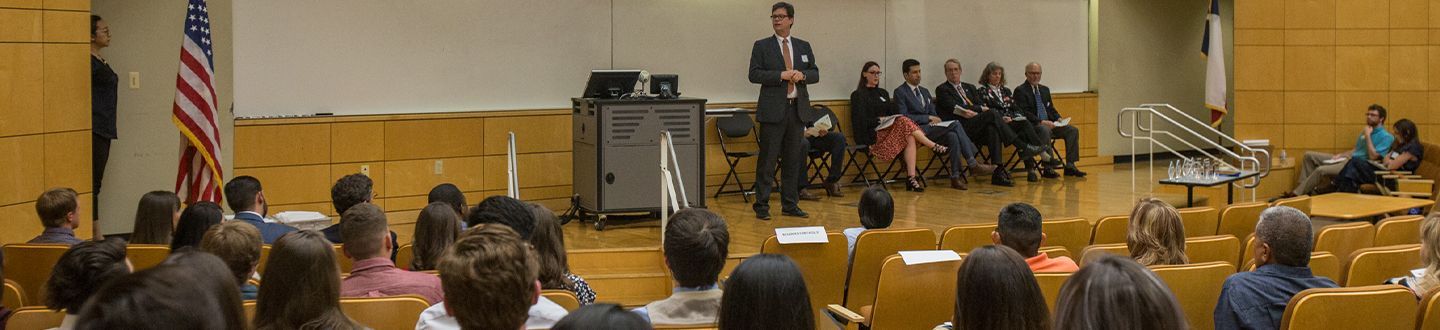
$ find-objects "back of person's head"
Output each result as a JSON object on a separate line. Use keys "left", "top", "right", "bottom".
{"left": 130, "top": 190, "right": 181, "bottom": 245}
{"left": 1254, "top": 206, "right": 1315, "bottom": 267}
{"left": 1053, "top": 254, "right": 1185, "bottom": 330}
{"left": 412, "top": 202, "right": 462, "bottom": 271}
{"left": 156, "top": 249, "right": 246, "bottom": 328}
{"left": 718, "top": 254, "right": 813, "bottom": 330}
{"left": 339, "top": 203, "right": 389, "bottom": 260}
{"left": 1418, "top": 213, "right": 1440, "bottom": 295}
{"left": 440, "top": 224, "right": 539, "bottom": 330}
{"left": 172, "top": 201, "right": 224, "bottom": 250}
{"left": 553, "top": 303, "right": 653, "bottom": 330}
{"left": 1126, "top": 198, "right": 1188, "bottom": 266}
{"left": 953, "top": 245, "right": 1049, "bottom": 330}
{"left": 255, "top": 230, "right": 360, "bottom": 330}
{"left": 76, "top": 262, "right": 244, "bottom": 330}
{"left": 36, "top": 187, "right": 78, "bottom": 228}
{"left": 46, "top": 237, "right": 131, "bottom": 313}
{"left": 330, "top": 173, "right": 373, "bottom": 215}
{"left": 663, "top": 208, "right": 729, "bottom": 288}
{"left": 427, "top": 183, "right": 468, "bottom": 217}
{"left": 224, "top": 176, "right": 263, "bottom": 213}
{"left": 201, "top": 221, "right": 263, "bottom": 287}
{"left": 996, "top": 203, "right": 1044, "bottom": 257}
{"left": 858, "top": 187, "right": 894, "bottom": 230}
{"left": 530, "top": 203, "right": 574, "bottom": 290}
{"left": 467, "top": 195, "right": 536, "bottom": 239}
{"left": 1394, "top": 118, "right": 1420, "bottom": 144}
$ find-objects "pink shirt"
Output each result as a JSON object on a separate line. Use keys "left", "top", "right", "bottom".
{"left": 341, "top": 257, "right": 445, "bottom": 304}
{"left": 1025, "top": 252, "right": 1080, "bottom": 273}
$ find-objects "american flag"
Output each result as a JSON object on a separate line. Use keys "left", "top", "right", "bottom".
{"left": 172, "top": 0, "right": 224, "bottom": 204}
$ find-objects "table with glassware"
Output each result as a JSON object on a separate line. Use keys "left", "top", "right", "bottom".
{"left": 1158, "top": 159, "right": 1260, "bottom": 207}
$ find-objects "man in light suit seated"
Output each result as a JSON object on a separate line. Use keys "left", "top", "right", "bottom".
{"left": 895, "top": 58, "right": 993, "bottom": 190}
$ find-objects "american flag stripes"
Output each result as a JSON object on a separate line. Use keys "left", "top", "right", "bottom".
{"left": 172, "top": 0, "right": 224, "bottom": 204}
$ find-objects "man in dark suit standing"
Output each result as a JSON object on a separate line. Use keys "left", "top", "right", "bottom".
{"left": 748, "top": 2, "right": 818, "bottom": 220}
{"left": 934, "top": 59, "right": 1039, "bottom": 187}
{"left": 894, "top": 59, "right": 992, "bottom": 190}
{"left": 1013, "top": 62, "right": 1086, "bottom": 177}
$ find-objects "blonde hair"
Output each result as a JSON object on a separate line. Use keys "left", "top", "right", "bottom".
{"left": 1127, "top": 198, "right": 1189, "bottom": 266}
{"left": 1416, "top": 213, "right": 1440, "bottom": 295}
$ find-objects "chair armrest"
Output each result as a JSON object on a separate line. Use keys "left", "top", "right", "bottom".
{"left": 1399, "top": 179, "right": 1435, "bottom": 184}
{"left": 826, "top": 304, "right": 865, "bottom": 323}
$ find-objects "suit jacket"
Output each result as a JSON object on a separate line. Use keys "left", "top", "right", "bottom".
{"left": 1012, "top": 81, "right": 1063, "bottom": 122}
{"left": 895, "top": 83, "right": 939, "bottom": 126}
{"left": 234, "top": 211, "right": 299, "bottom": 244}
{"left": 934, "top": 81, "right": 982, "bottom": 123}
{"left": 978, "top": 84, "right": 1017, "bottom": 116}
{"left": 749, "top": 35, "right": 820, "bottom": 124}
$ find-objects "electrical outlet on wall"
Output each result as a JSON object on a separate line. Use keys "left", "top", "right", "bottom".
{"left": 434, "top": 160, "right": 443, "bottom": 174}
{"left": 360, "top": 165, "right": 370, "bottom": 176}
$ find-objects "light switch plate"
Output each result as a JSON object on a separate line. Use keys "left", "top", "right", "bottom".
{"left": 128, "top": 72, "right": 140, "bottom": 89}
{"left": 434, "top": 160, "right": 444, "bottom": 174}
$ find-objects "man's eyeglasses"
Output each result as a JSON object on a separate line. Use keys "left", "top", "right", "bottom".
{"left": 770, "top": 15, "right": 790, "bottom": 20}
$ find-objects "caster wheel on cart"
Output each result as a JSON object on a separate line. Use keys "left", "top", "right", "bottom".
{"left": 595, "top": 215, "right": 607, "bottom": 231}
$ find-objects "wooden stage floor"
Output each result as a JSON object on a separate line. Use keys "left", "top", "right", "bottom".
{"left": 560, "top": 163, "right": 1220, "bottom": 254}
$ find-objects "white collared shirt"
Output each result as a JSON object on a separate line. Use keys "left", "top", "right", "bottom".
{"left": 907, "top": 83, "right": 926, "bottom": 107}
{"left": 415, "top": 297, "right": 568, "bottom": 330}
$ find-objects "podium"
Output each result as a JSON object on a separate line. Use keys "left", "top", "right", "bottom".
{"left": 571, "top": 97, "right": 707, "bottom": 227}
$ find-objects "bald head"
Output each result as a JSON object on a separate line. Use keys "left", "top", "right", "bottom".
{"left": 1024, "top": 62, "right": 1043, "bottom": 84}
{"left": 1254, "top": 206, "right": 1314, "bottom": 267}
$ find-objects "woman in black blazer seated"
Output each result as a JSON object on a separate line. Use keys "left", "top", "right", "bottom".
{"left": 850, "top": 61, "right": 949, "bottom": 191}
{"left": 977, "top": 62, "right": 1050, "bottom": 182}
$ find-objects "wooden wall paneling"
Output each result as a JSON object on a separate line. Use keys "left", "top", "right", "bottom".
{"left": 384, "top": 195, "right": 430, "bottom": 213}
{"left": 233, "top": 123, "right": 331, "bottom": 168}
{"left": 233, "top": 165, "right": 333, "bottom": 206}
{"left": 74, "top": 192, "right": 90, "bottom": 239}
{"left": 1391, "top": 46, "right": 1429, "bottom": 91}
{"left": 0, "top": 202, "right": 40, "bottom": 244}
{"left": 39, "top": 9, "right": 84, "bottom": 42}
{"left": 1285, "top": 29, "right": 1335, "bottom": 45}
{"left": 1236, "top": 30, "right": 1285, "bottom": 45}
{"left": 42, "top": 131, "right": 89, "bottom": 192}
{"left": 1235, "top": 124, "right": 1285, "bottom": 147}
{"left": 1335, "top": 46, "right": 1390, "bottom": 91}
{"left": 1285, "top": 46, "right": 1337, "bottom": 91}
{"left": 483, "top": 115, "right": 572, "bottom": 155}
{"left": 383, "top": 118, "right": 484, "bottom": 160}
{"left": 1392, "top": 0, "right": 1428, "bottom": 28}
{"left": 40, "top": 0, "right": 85, "bottom": 10}
{"left": 1235, "top": 46, "right": 1285, "bottom": 90}
{"left": 1286, "top": 124, "right": 1338, "bottom": 150}
{"left": 1234, "top": 91, "right": 1284, "bottom": 124}
{"left": 1284, "top": 0, "right": 1336, "bottom": 29}
{"left": 41, "top": 43, "right": 87, "bottom": 133}
{"left": 1333, "top": 29, "right": 1382, "bottom": 46}
{"left": 1333, "top": 92, "right": 1386, "bottom": 125}
{"left": 1389, "top": 91, "right": 1429, "bottom": 124}
{"left": 0, "top": 0, "right": 41, "bottom": 9}
{"left": 1283, "top": 91, "right": 1336, "bottom": 124}
{"left": 1236, "top": 0, "right": 1285, "bottom": 29}
{"left": 0, "top": 135, "right": 45, "bottom": 206}
{"left": 1392, "top": 29, "right": 1428, "bottom": 46}
{"left": 0, "top": 9, "right": 41, "bottom": 42}
{"left": 330, "top": 162, "right": 385, "bottom": 198}
{"left": 0, "top": 44, "right": 43, "bottom": 137}
{"left": 331, "top": 121, "right": 385, "bottom": 163}
{"left": 384, "top": 156, "right": 485, "bottom": 198}
{"left": 481, "top": 153, "right": 572, "bottom": 191}
{"left": 1337, "top": 0, "right": 1389, "bottom": 29}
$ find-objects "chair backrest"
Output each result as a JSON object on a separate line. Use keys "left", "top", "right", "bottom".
{"left": 1308, "top": 251, "right": 1342, "bottom": 282}
{"left": 2, "top": 244, "right": 70, "bottom": 306}
{"left": 1419, "top": 287, "right": 1440, "bottom": 330}
{"left": 2, "top": 279, "right": 22, "bottom": 311}
{"left": 243, "top": 300, "right": 257, "bottom": 324}
{"left": 1217, "top": 202, "right": 1268, "bottom": 240}
{"left": 715, "top": 112, "right": 756, "bottom": 149}
{"left": 1314, "top": 222, "right": 1376, "bottom": 265}
{"left": 653, "top": 325, "right": 718, "bottom": 330}
{"left": 334, "top": 245, "right": 354, "bottom": 273}
{"left": 568, "top": 247, "right": 669, "bottom": 306}
{"left": 867, "top": 255, "right": 960, "bottom": 330}
{"left": 1271, "top": 195, "right": 1312, "bottom": 215}
{"left": 339, "top": 294, "right": 432, "bottom": 329}
{"left": 938, "top": 224, "right": 998, "bottom": 254}
{"left": 5, "top": 306, "right": 65, "bottom": 329}
{"left": 1150, "top": 261, "right": 1236, "bottom": 330}
{"left": 1089, "top": 215, "right": 1129, "bottom": 245}
{"left": 1078, "top": 243, "right": 1129, "bottom": 265}
{"left": 1034, "top": 272, "right": 1072, "bottom": 313}
{"left": 1280, "top": 285, "right": 1417, "bottom": 330}
{"left": 126, "top": 244, "right": 171, "bottom": 271}
{"left": 395, "top": 244, "right": 414, "bottom": 270}
{"left": 761, "top": 233, "right": 848, "bottom": 326}
{"left": 541, "top": 289, "right": 581, "bottom": 312}
{"left": 1042, "top": 218, "right": 1093, "bottom": 255}
{"left": 1343, "top": 244, "right": 1421, "bottom": 287}
{"left": 1178, "top": 206, "right": 1220, "bottom": 237}
{"left": 1185, "top": 235, "right": 1242, "bottom": 265}
{"left": 1038, "top": 246, "right": 1071, "bottom": 260}
{"left": 1239, "top": 233, "right": 1257, "bottom": 270}
{"left": 1375, "top": 215, "right": 1425, "bottom": 247}
{"left": 844, "top": 228, "right": 936, "bottom": 310}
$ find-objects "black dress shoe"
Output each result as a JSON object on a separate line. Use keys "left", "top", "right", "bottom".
{"left": 1064, "top": 166, "right": 1088, "bottom": 177}
{"left": 824, "top": 182, "right": 845, "bottom": 197}
{"left": 755, "top": 210, "right": 772, "bottom": 220}
{"left": 992, "top": 172, "right": 1015, "bottom": 187}
{"left": 798, "top": 189, "right": 821, "bottom": 201}
{"left": 1041, "top": 169, "right": 1061, "bottom": 179}
{"left": 1027, "top": 170, "right": 1039, "bottom": 182}
{"left": 782, "top": 209, "right": 809, "bottom": 218}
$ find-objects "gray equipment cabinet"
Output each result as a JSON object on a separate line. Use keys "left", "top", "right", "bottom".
{"left": 570, "top": 97, "right": 707, "bottom": 229}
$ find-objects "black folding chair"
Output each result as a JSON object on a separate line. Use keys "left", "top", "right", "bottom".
{"left": 714, "top": 111, "right": 758, "bottom": 202}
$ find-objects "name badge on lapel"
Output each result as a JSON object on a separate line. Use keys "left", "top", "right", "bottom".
{"left": 801, "top": 55, "right": 809, "bottom": 63}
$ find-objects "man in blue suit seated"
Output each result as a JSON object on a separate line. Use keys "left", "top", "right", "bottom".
{"left": 894, "top": 58, "right": 993, "bottom": 190}
{"left": 223, "top": 176, "right": 297, "bottom": 244}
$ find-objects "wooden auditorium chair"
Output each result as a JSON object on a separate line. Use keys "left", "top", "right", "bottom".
{"left": 2, "top": 244, "right": 70, "bottom": 306}
{"left": 1374, "top": 215, "right": 1424, "bottom": 247}
{"left": 1342, "top": 244, "right": 1420, "bottom": 287}
{"left": 1177, "top": 206, "right": 1219, "bottom": 237}
{"left": 841, "top": 229, "right": 936, "bottom": 314}
{"left": 1270, "top": 195, "right": 1311, "bottom": 215}
{"left": 1151, "top": 261, "right": 1235, "bottom": 330}
{"left": 338, "top": 295, "right": 431, "bottom": 329}
{"left": 1216, "top": 201, "right": 1267, "bottom": 240}
{"left": 1042, "top": 218, "right": 1093, "bottom": 254}
{"left": 395, "top": 244, "right": 414, "bottom": 270}
{"left": 1279, "top": 285, "right": 1416, "bottom": 330}
{"left": 567, "top": 247, "right": 669, "bottom": 306}
{"left": 1038, "top": 246, "right": 1072, "bottom": 260}
{"left": 541, "top": 290, "right": 581, "bottom": 312}
{"left": 938, "top": 224, "right": 998, "bottom": 254}
{"left": 1089, "top": 215, "right": 1129, "bottom": 245}
{"left": 1418, "top": 288, "right": 1440, "bottom": 330}
{"left": 1034, "top": 272, "right": 1072, "bottom": 313}
{"left": 1185, "top": 235, "right": 1242, "bottom": 265}
{"left": 126, "top": 244, "right": 171, "bottom": 271}
{"left": 5, "top": 306, "right": 65, "bottom": 329}
{"left": 1307, "top": 252, "right": 1342, "bottom": 283}
{"left": 2, "top": 279, "right": 23, "bottom": 311}
{"left": 826, "top": 255, "right": 959, "bottom": 330}
{"left": 1078, "top": 243, "right": 1128, "bottom": 265}
{"left": 761, "top": 232, "right": 848, "bottom": 325}
{"left": 1313, "top": 222, "right": 1376, "bottom": 265}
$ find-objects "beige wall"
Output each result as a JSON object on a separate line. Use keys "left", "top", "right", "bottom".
{"left": 0, "top": 0, "right": 95, "bottom": 243}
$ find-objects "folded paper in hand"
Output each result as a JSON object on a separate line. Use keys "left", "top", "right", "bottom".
{"left": 931, "top": 120, "right": 957, "bottom": 128}
{"left": 1323, "top": 157, "right": 1348, "bottom": 165}
{"left": 898, "top": 250, "right": 962, "bottom": 265}
{"left": 1053, "top": 117, "right": 1072, "bottom": 127}
{"left": 875, "top": 115, "right": 902, "bottom": 131}
{"left": 805, "top": 115, "right": 834, "bottom": 137}
{"left": 775, "top": 226, "right": 829, "bottom": 244}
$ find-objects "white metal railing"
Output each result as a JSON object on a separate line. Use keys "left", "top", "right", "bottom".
{"left": 507, "top": 132, "right": 519, "bottom": 199}
{"left": 658, "top": 130, "right": 690, "bottom": 243}
{"left": 1117, "top": 104, "right": 1271, "bottom": 201}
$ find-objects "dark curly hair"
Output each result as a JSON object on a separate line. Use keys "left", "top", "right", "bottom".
{"left": 466, "top": 196, "right": 536, "bottom": 240}
{"left": 46, "top": 238, "right": 131, "bottom": 312}
{"left": 330, "top": 173, "right": 373, "bottom": 215}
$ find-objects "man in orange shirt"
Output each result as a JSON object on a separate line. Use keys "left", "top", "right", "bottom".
{"left": 991, "top": 202, "right": 1079, "bottom": 272}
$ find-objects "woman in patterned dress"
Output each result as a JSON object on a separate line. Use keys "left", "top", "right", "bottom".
{"left": 850, "top": 61, "right": 949, "bottom": 192}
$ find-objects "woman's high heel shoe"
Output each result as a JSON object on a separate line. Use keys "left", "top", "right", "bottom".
{"left": 906, "top": 175, "right": 926, "bottom": 192}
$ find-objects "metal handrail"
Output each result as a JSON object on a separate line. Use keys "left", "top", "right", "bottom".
{"left": 1117, "top": 105, "right": 1271, "bottom": 200}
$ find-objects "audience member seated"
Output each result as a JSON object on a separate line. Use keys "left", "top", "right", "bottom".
{"left": 718, "top": 254, "right": 813, "bottom": 330}
{"left": 1284, "top": 104, "right": 1393, "bottom": 198}
{"left": 223, "top": 176, "right": 297, "bottom": 244}
{"left": 170, "top": 201, "right": 224, "bottom": 250}
{"left": 420, "top": 224, "right": 568, "bottom": 330}
{"left": 127, "top": 190, "right": 180, "bottom": 245}
{"left": 45, "top": 238, "right": 132, "bottom": 329}
{"left": 553, "top": 303, "right": 651, "bottom": 330}
{"left": 1335, "top": 118, "right": 1424, "bottom": 193}
{"left": 154, "top": 250, "right": 246, "bottom": 327}
{"left": 1127, "top": 198, "right": 1188, "bottom": 266}
{"left": 466, "top": 196, "right": 537, "bottom": 239}
{"left": 200, "top": 221, "right": 264, "bottom": 300}
{"left": 1013, "top": 62, "right": 1087, "bottom": 178}
{"left": 934, "top": 245, "right": 1048, "bottom": 330}
{"left": 28, "top": 188, "right": 84, "bottom": 245}
{"left": 1054, "top": 254, "right": 1186, "bottom": 330}
{"left": 850, "top": 60, "right": 950, "bottom": 192}
{"left": 633, "top": 208, "right": 729, "bottom": 325}
{"left": 991, "top": 203, "right": 1078, "bottom": 272}
{"left": 844, "top": 186, "right": 894, "bottom": 257}
{"left": 1214, "top": 206, "right": 1339, "bottom": 330}
{"left": 411, "top": 202, "right": 462, "bottom": 271}
{"left": 338, "top": 203, "right": 444, "bottom": 304}
{"left": 978, "top": 62, "right": 1053, "bottom": 182}
{"left": 427, "top": 183, "right": 469, "bottom": 219}
{"left": 323, "top": 173, "right": 376, "bottom": 242}
{"left": 1392, "top": 213, "right": 1440, "bottom": 297}
{"left": 76, "top": 253, "right": 244, "bottom": 330}
{"left": 894, "top": 58, "right": 989, "bottom": 190}
{"left": 796, "top": 105, "right": 848, "bottom": 200}
{"left": 254, "top": 230, "right": 364, "bottom": 330}
{"left": 530, "top": 204, "right": 596, "bottom": 305}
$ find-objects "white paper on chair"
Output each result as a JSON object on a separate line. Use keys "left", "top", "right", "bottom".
{"left": 899, "top": 250, "right": 962, "bottom": 265}
{"left": 273, "top": 211, "right": 329, "bottom": 224}
{"left": 774, "top": 226, "right": 829, "bottom": 244}
{"left": 875, "top": 115, "right": 902, "bottom": 131}
{"left": 1323, "top": 157, "right": 1349, "bottom": 165}
{"left": 805, "top": 116, "right": 834, "bottom": 137}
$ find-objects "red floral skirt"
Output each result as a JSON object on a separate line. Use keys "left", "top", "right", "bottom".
{"left": 871, "top": 116, "right": 920, "bottom": 162}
